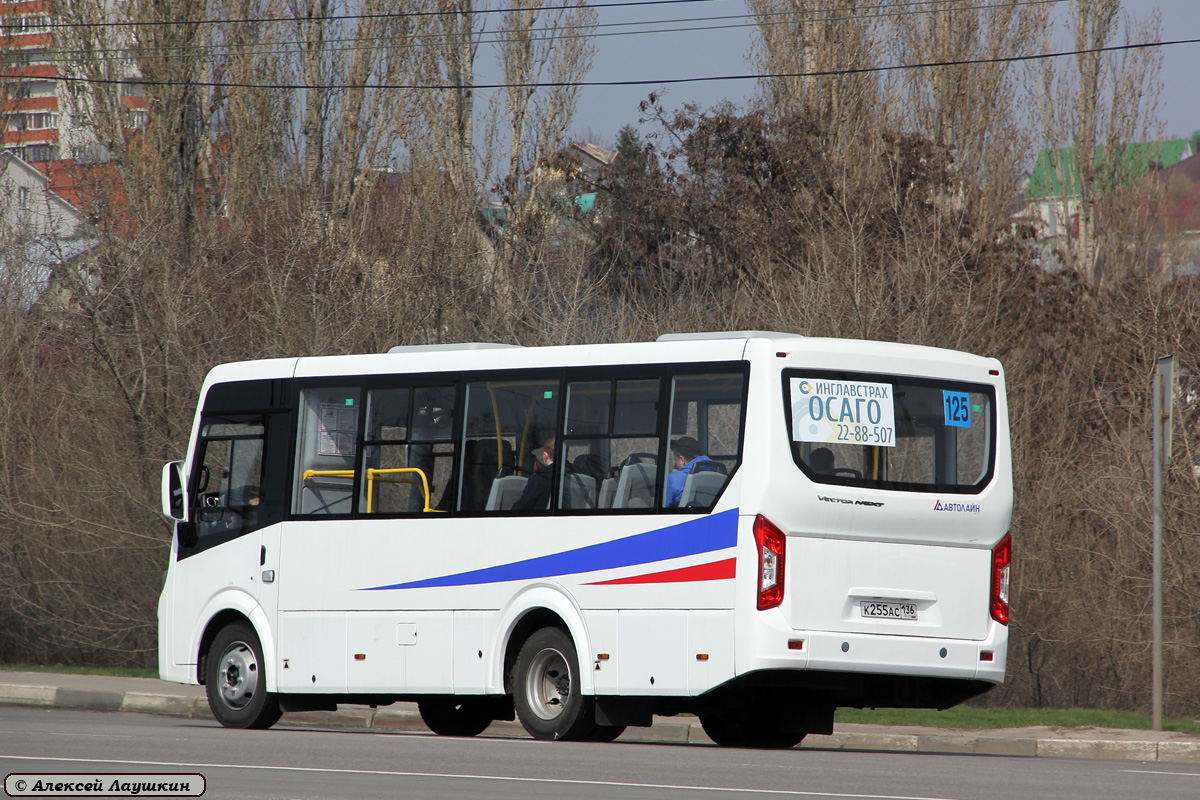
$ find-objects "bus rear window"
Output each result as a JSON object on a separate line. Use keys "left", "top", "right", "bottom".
{"left": 784, "top": 370, "right": 995, "bottom": 494}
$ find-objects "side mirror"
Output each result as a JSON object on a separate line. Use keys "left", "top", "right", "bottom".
{"left": 161, "top": 461, "right": 188, "bottom": 521}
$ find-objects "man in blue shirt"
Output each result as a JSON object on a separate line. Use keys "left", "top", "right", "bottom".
{"left": 664, "top": 436, "right": 717, "bottom": 507}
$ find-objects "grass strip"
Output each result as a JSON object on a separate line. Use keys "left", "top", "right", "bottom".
{"left": 836, "top": 706, "right": 1200, "bottom": 735}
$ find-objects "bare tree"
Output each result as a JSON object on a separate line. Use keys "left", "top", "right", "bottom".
{"left": 746, "top": 0, "right": 883, "bottom": 144}
{"left": 281, "top": 1, "right": 428, "bottom": 240}
{"left": 889, "top": 1, "right": 1040, "bottom": 237}
{"left": 211, "top": 0, "right": 296, "bottom": 229}
{"left": 1032, "top": 0, "right": 1163, "bottom": 282}
{"left": 297, "top": 0, "right": 331, "bottom": 221}
{"left": 491, "top": 0, "right": 595, "bottom": 206}
{"left": 408, "top": 0, "right": 482, "bottom": 198}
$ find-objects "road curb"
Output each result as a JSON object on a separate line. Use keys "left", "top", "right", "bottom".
{"left": 0, "top": 685, "right": 56, "bottom": 707}
{"left": 53, "top": 688, "right": 124, "bottom": 713}
{"left": 5, "top": 680, "right": 1200, "bottom": 761}
{"left": 121, "top": 692, "right": 206, "bottom": 718}
{"left": 1036, "top": 739, "right": 1159, "bottom": 761}
{"left": 1158, "top": 741, "right": 1200, "bottom": 763}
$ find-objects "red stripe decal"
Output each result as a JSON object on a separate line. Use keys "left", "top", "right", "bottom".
{"left": 585, "top": 558, "right": 736, "bottom": 586}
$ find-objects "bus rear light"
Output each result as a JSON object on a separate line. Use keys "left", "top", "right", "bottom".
{"left": 990, "top": 533, "right": 1011, "bottom": 625}
{"left": 980, "top": 651, "right": 994, "bottom": 662}
{"left": 787, "top": 639, "right": 804, "bottom": 651}
{"left": 753, "top": 514, "right": 786, "bottom": 610}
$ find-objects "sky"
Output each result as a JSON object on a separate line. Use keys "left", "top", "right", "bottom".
{"left": 472, "top": 0, "right": 1200, "bottom": 149}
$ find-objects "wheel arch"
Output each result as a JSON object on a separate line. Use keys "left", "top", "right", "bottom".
{"left": 494, "top": 583, "right": 592, "bottom": 695}
{"left": 193, "top": 593, "right": 275, "bottom": 691}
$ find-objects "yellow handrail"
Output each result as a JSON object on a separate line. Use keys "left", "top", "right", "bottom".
{"left": 302, "top": 467, "right": 442, "bottom": 514}
{"left": 487, "top": 384, "right": 504, "bottom": 472}
{"left": 302, "top": 469, "right": 355, "bottom": 482}
{"left": 365, "top": 467, "right": 441, "bottom": 513}
{"left": 519, "top": 393, "right": 538, "bottom": 472}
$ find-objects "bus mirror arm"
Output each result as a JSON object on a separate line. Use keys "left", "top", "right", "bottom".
{"left": 177, "top": 521, "right": 197, "bottom": 548}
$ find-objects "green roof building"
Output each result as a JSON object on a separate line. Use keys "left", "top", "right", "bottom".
{"left": 1027, "top": 138, "right": 1195, "bottom": 199}
{"left": 1026, "top": 136, "right": 1198, "bottom": 238}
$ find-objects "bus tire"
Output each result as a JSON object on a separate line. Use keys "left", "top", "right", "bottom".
{"left": 205, "top": 622, "right": 281, "bottom": 730}
{"left": 513, "top": 626, "right": 596, "bottom": 741}
{"left": 586, "top": 724, "right": 627, "bottom": 742}
{"left": 699, "top": 710, "right": 805, "bottom": 749}
{"left": 418, "top": 697, "right": 493, "bottom": 737}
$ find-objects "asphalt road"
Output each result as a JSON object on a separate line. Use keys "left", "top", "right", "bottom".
{"left": 2, "top": 706, "right": 1200, "bottom": 800}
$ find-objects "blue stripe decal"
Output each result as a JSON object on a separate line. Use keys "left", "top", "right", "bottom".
{"left": 360, "top": 508, "right": 739, "bottom": 591}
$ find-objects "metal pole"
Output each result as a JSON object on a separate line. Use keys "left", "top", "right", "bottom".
{"left": 1152, "top": 369, "right": 1163, "bottom": 732}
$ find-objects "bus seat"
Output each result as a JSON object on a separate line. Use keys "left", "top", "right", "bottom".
{"left": 598, "top": 477, "right": 616, "bottom": 509}
{"left": 680, "top": 471, "right": 727, "bottom": 509}
{"left": 462, "top": 439, "right": 515, "bottom": 511}
{"left": 561, "top": 473, "right": 597, "bottom": 510}
{"left": 485, "top": 475, "right": 528, "bottom": 511}
{"left": 613, "top": 463, "right": 657, "bottom": 509}
{"left": 572, "top": 453, "right": 607, "bottom": 483}
{"left": 691, "top": 458, "right": 727, "bottom": 475}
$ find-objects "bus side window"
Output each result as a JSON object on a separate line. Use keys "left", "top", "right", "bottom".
{"left": 359, "top": 387, "right": 415, "bottom": 514}
{"left": 461, "top": 378, "right": 558, "bottom": 513}
{"left": 410, "top": 386, "right": 457, "bottom": 512}
{"left": 293, "top": 386, "right": 361, "bottom": 515}
{"left": 561, "top": 378, "right": 661, "bottom": 511}
{"left": 358, "top": 385, "right": 458, "bottom": 514}
{"left": 664, "top": 372, "right": 746, "bottom": 510}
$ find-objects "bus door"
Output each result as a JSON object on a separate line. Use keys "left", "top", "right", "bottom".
{"left": 171, "top": 414, "right": 277, "bottom": 668}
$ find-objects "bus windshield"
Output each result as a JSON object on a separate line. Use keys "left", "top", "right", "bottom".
{"left": 784, "top": 369, "right": 995, "bottom": 493}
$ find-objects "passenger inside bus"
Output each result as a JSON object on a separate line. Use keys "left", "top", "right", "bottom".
{"left": 512, "top": 436, "right": 556, "bottom": 511}
{"left": 664, "top": 436, "right": 720, "bottom": 507}
{"left": 810, "top": 447, "right": 835, "bottom": 475}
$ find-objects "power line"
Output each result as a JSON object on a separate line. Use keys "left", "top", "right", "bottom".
{"left": 8, "top": 0, "right": 728, "bottom": 31}
{"left": 42, "top": 34, "right": 1192, "bottom": 92}
{"left": 12, "top": 0, "right": 1062, "bottom": 35}
{"left": 15, "top": 0, "right": 1064, "bottom": 66}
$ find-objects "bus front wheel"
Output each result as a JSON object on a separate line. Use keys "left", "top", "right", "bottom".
{"left": 204, "top": 622, "right": 282, "bottom": 730}
{"left": 513, "top": 626, "right": 596, "bottom": 741}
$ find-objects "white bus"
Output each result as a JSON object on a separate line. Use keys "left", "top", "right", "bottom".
{"left": 158, "top": 331, "right": 1012, "bottom": 747}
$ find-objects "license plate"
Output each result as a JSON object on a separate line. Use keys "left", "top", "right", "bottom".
{"left": 860, "top": 601, "right": 917, "bottom": 620}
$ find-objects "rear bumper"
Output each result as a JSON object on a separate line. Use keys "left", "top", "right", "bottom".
{"left": 704, "top": 666, "right": 997, "bottom": 710}
{"left": 800, "top": 627, "right": 1007, "bottom": 684}
{"left": 735, "top": 604, "right": 1007, "bottom": 705}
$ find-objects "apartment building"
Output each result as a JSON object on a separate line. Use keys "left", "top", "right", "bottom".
{"left": 1, "top": 0, "right": 144, "bottom": 166}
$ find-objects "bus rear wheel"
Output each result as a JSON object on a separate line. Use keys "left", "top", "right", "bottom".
{"left": 513, "top": 626, "right": 596, "bottom": 741}
{"left": 586, "top": 724, "right": 627, "bottom": 742}
{"left": 205, "top": 622, "right": 281, "bottom": 730}
{"left": 699, "top": 710, "right": 806, "bottom": 749}
{"left": 418, "top": 698, "right": 494, "bottom": 737}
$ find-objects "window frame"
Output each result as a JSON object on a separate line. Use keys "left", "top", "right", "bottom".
{"left": 781, "top": 368, "right": 997, "bottom": 495}
{"left": 290, "top": 375, "right": 461, "bottom": 519}
{"left": 177, "top": 379, "right": 291, "bottom": 560}
{"left": 280, "top": 361, "right": 751, "bottom": 521}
